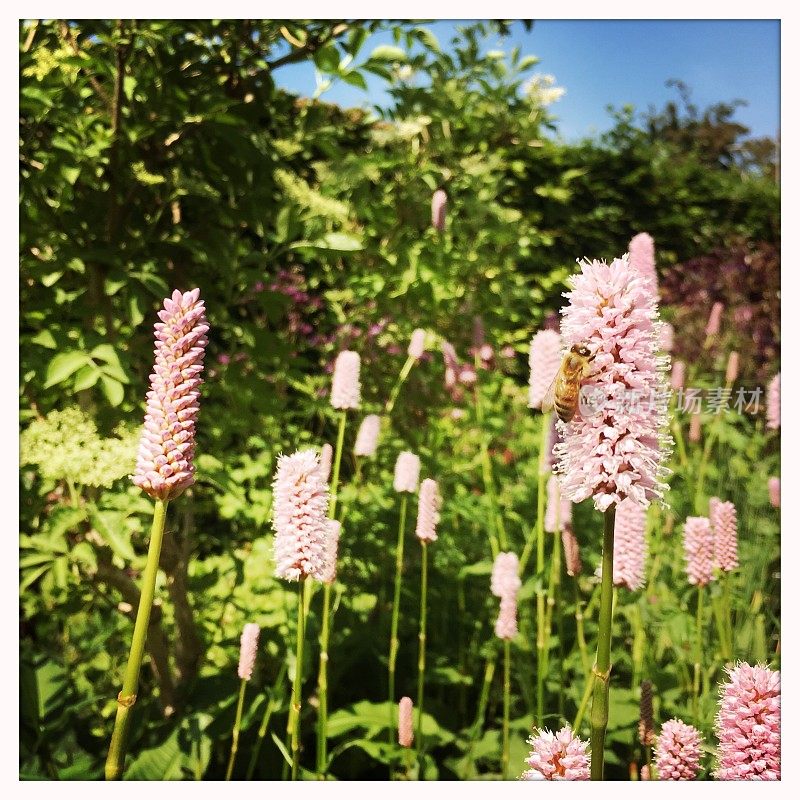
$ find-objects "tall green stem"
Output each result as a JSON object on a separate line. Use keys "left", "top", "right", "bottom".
{"left": 519, "top": 411, "right": 550, "bottom": 575}
{"left": 245, "top": 662, "right": 287, "bottom": 780}
{"left": 385, "top": 355, "right": 416, "bottom": 416}
{"left": 105, "top": 498, "right": 169, "bottom": 781}
{"left": 316, "top": 410, "right": 347, "bottom": 778}
{"left": 225, "top": 679, "right": 247, "bottom": 780}
{"left": 388, "top": 494, "right": 409, "bottom": 743}
{"left": 502, "top": 639, "right": 511, "bottom": 780}
{"left": 692, "top": 584, "right": 705, "bottom": 722}
{"left": 589, "top": 505, "right": 616, "bottom": 781}
{"left": 416, "top": 541, "right": 429, "bottom": 763}
{"left": 289, "top": 580, "right": 307, "bottom": 780}
{"left": 464, "top": 655, "right": 496, "bottom": 779}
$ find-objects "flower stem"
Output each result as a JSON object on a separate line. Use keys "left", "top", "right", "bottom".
{"left": 316, "top": 410, "right": 347, "bottom": 779}
{"left": 502, "top": 639, "right": 511, "bottom": 780}
{"left": 105, "top": 498, "right": 169, "bottom": 781}
{"left": 416, "top": 541, "right": 429, "bottom": 764}
{"left": 245, "top": 662, "right": 288, "bottom": 780}
{"left": 388, "top": 494, "right": 409, "bottom": 746}
{"left": 225, "top": 678, "right": 247, "bottom": 780}
{"left": 385, "top": 355, "right": 416, "bottom": 416}
{"left": 589, "top": 505, "right": 616, "bottom": 781}
{"left": 464, "top": 654, "right": 496, "bottom": 779}
{"left": 289, "top": 580, "right": 307, "bottom": 780}
{"left": 692, "top": 584, "right": 705, "bottom": 722}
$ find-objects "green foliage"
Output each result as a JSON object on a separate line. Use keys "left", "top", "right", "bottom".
{"left": 20, "top": 19, "right": 779, "bottom": 781}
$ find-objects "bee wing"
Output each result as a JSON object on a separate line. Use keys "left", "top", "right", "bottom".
{"left": 541, "top": 371, "right": 559, "bottom": 413}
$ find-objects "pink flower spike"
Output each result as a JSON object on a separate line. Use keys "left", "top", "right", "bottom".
{"left": 613, "top": 498, "right": 648, "bottom": 591}
{"left": 768, "top": 476, "right": 780, "bottom": 508}
{"left": 766, "top": 373, "right": 780, "bottom": 429}
{"left": 689, "top": 412, "right": 702, "bottom": 443}
{"left": 271, "top": 449, "right": 330, "bottom": 581}
{"left": 528, "top": 330, "right": 561, "bottom": 410}
{"left": 331, "top": 350, "right": 361, "bottom": 410}
{"left": 554, "top": 255, "right": 672, "bottom": 511}
{"left": 682, "top": 516, "right": 714, "bottom": 587}
{"left": 393, "top": 451, "right": 420, "bottom": 493}
{"left": 494, "top": 594, "right": 518, "bottom": 640}
{"left": 133, "top": 288, "right": 209, "bottom": 501}
{"left": 490, "top": 551, "right": 521, "bottom": 599}
{"left": 353, "top": 414, "right": 381, "bottom": 457}
{"left": 408, "top": 328, "right": 427, "bottom": 360}
{"left": 671, "top": 359, "right": 686, "bottom": 391}
{"left": 659, "top": 321, "right": 674, "bottom": 352}
{"left": 521, "top": 725, "right": 590, "bottom": 781}
{"left": 725, "top": 351, "right": 740, "bottom": 384}
{"left": 399, "top": 696, "right": 414, "bottom": 747}
{"left": 705, "top": 301, "right": 724, "bottom": 336}
{"left": 415, "top": 478, "right": 441, "bottom": 542}
{"left": 237, "top": 622, "right": 260, "bottom": 681}
{"left": 319, "top": 519, "right": 341, "bottom": 585}
{"left": 431, "top": 188, "right": 447, "bottom": 231}
{"left": 544, "top": 475, "right": 571, "bottom": 533}
{"left": 710, "top": 498, "right": 738, "bottom": 572}
{"left": 715, "top": 662, "right": 780, "bottom": 780}
{"left": 561, "top": 527, "right": 582, "bottom": 577}
{"left": 319, "top": 443, "right": 333, "bottom": 484}
{"left": 628, "top": 232, "right": 658, "bottom": 292}
{"left": 654, "top": 718, "right": 703, "bottom": 780}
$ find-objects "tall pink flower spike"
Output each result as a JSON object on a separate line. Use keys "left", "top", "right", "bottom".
{"left": 393, "top": 451, "right": 420, "bottom": 493}
{"left": 659, "top": 321, "right": 674, "bottom": 352}
{"left": 554, "top": 255, "right": 672, "bottom": 511}
{"left": 319, "top": 520, "right": 341, "bottom": 585}
{"left": 528, "top": 329, "right": 561, "bottom": 410}
{"left": 544, "top": 475, "right": 571, "bottom": 533}
{"left": 671, "top": 359, "right": 686, "bottom": 391}
{"left": 682, "top": 516, "right": 714, "bottom": 587}
{"left": 331, "top": 350, "right": 361, "bottom": 410}
{"left": 431, "top": 188, "right": 447, "bottom": 231}
{"left": 415, "top": 478, "right": 441, "bottom": 542}
{"left": 654, "top": 719, "right": 703, "bottom": 780}
{"left": 710, "top": 498, "right": 738, "bottom": 572}
{"left": 398, "top": 696, "right": 414, "bottom": 747}
{"left": 354, "top": 414, "right": 381, "bottom": 457}
{"left": 133, "top": 288, "right": 209, "bottom": 501}
{"left": 715, "top": 662, "right": 780, "bottom": 780}
{"left": 272, "top": 449, "right": 330, "bottom": 581}
{"left": 319, "top": 443, "right": 333, "bottom": 484}
{"left": 613, "top": 497, "right": 648, "bottom": 590}
{"left": 521, "top": 726, "right": 590, "bottom": 780}
{"left": 705, "top": 301, "right": 724, "bottom": 337}
{"left": 768, "top": 476, "right": 780, "bottom": 508}
{"left": 494, "top": 594, "right": 518, "bottom": 640}
{"left": 408, "top": 328, "right": 427, "bottom": 359}
{"left": 766, "top": 372, "right": 780, "bottom": 429}
{"left": 237, "top": 622, "right": 260, "bottom": 681}
{"left": 628, "top": 232, "right": 657, "bottom": 292}
{"left": 689, "top": 412, "right": 702, "bottom": 443}
{"left": 725, "top": 351, "right": 739, "bottom": 384}
{"left": 561, "top": 527, "right": 582, "bottom": 576}
{"left": 491, "top": 552, "right": 521, "bottom": 599}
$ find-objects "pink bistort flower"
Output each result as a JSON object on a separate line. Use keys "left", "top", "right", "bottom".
{"left": 393, "top": 451, "right": 420, "bottom": 493}
{"left": 659, "top": 321, "right": 674, "bottom": 352}
{"left": 399, "top": 696, "right": 414, "bottom": 747}
{"left": 671, "top": 359, "right": 686, "bottom": 391}
{"left": 725, "top": 351, "right": 740, "bottom": 385}
{"left": 715, "top": 662, "right": 780, "bottom": 780}
{"left": 133, "top": 288, "right": 209, "bottom": 501}
{"left": 490, "top": 552, "right": 521, "bottom": 599}
{"left": 766, "top": 373, "right": 780, "bottom": 430}
{"left": 553, "top": 256, "right": 672, "bottom": 511}
{"left": 682, "top": 516, "right": 714, "bottom": 587}
{"left": 494, "top": 594, "right": 518, "bottom": 640}
{"left": 544, "top": 475, "right": 571, "bottom": 533}
{"left": 613, "top": 497, "right": 648, "bottom": 591}
{"left": 431, "top": 189, "right": 447, "bottom": 231}
{"left": 408, "top": 328, "right": 427, "bottom": 360}
{"left": 415, "top": 478, "right": 441, "bottom": 542}
{"left": 689, "top": 412, "right": 702, "bottom": 443}
{"left": 319, "top": 443, "right": 333, "bottom": 484}
{"left": 710, "top": 498, "right": 738, "bottom": 572}
{"left": 237, "top": 622, "right": 260, "bottom": 681}
{"left": 654, "top": 718, "right": 703, "bottom": 780}
{"left": 319, "top": 519, "right": 341, "bottom": 585}
{"left": 354, "top": 414, "right": 381, "bottom": 458}
{"left": 705, "top": 302, "right": 724, "bottom": 337}
{"left": 271, "top": 450, "right": 330, "bottom": 581}
{"left": 562, "top": 527, "right": 582, "bottom": 577}
{"left": 628, "top": 232, "right": 657, "bottom": 292}
{"left": 768, "top": 476, "right": 780, "bottom": 508}
{"left": 528, "top": 329, "right": 561, "bottom": 410}
{"left": 521, "top": 725, "right": 590, "bottom": 780}
{"left": 330, "top": 350, "right": 361, "bottom": 410}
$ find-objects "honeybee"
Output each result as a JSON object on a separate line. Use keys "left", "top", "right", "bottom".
{"left": 542, "top": 343, "right": 596, "bottom": 423}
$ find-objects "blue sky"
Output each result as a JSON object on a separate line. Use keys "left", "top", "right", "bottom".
{"left": 273, "top": 20, "right": 780, "bottom": 141}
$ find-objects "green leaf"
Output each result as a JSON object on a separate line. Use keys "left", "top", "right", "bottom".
{"left": 310, "top": 232, "right": 363, "bottom": 251}
{"left": 44, "top": 351, "right": 90, "bottom": 388}
{"left": 30, "top": 330, "right": 57, "bottom": 349}
{"left": 313, "top": 44, "right": 340, "bottom": 73}
{"left": 72, "top": 364, "right": 101, "bottom": 392}
{"left": 89, "top": 507, "right": 136, "bottom": 563}
{"left": 100, "top": 375, "right": 125, "bottom": 406}
{"left": 341, "top": 70, "right": 368, "bottom": 91}
{"left": 415, "top": 27, "right": 441, "bottom": 53}
{"left": 125, "top": 728, "right": 183, "bottom": 780}
{"left": 270, "top": 732, "right": 292, "bottom": 767}
{"left": 517, "top": 55, "right": 540, "bottom": 71}
{"left": 368, "top": 45, "right": 407, "bottom": 62}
